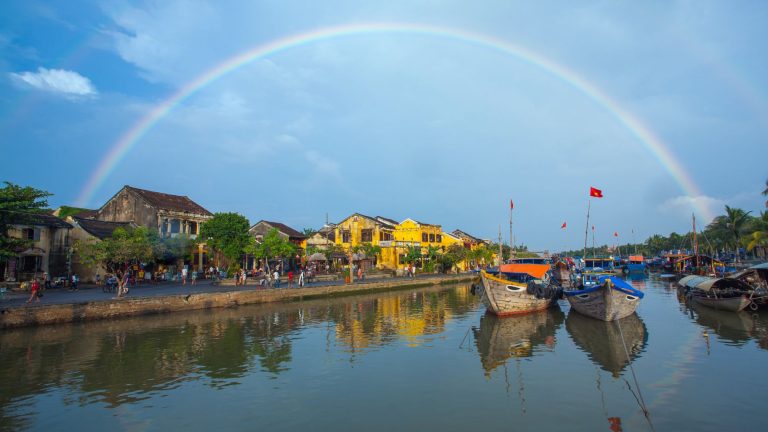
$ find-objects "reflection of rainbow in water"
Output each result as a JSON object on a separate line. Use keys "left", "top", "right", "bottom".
{"left": 74, "top": 22, "right": 713, "bottom": 221}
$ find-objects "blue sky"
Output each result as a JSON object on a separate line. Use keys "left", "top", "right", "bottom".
{"left": 1, "top": 0, "right": 766, "bottom": 251}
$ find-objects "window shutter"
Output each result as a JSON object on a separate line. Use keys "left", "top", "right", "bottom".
{"left": 33, "top": 229, "right": 41, "bottom": 241}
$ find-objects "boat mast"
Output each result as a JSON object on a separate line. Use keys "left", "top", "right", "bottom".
{"left": 692, "top": 213, "right": 699, "bottom": 269}
{"left": 498, "top": 225, "right": 503, "bottom": 267}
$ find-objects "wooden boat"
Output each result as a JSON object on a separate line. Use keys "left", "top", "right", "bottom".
{"left": 473, "top": 308, "right": 565, "bottom": 375}
{"left": 726, "top": 263, "right": 768, "bottom": 307}
{"left": 678, "top": 275, "right": 756, "bottom": 312}
{"left": 478, "top": 264, "right": 562, "bottom": 316}
{"left": 564, "top": 275, "right": 644, "bottom": 321}
{"left": 627, "top": 255, "right": 646, "bottom": 273}
{"left": 551, "top": 260, "right": 572, "bottom": 287}
{"left": 565, "top": 312, "right": 647, "bottom": 377}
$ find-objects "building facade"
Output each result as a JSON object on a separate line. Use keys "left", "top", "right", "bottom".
{"left": 1, "top": 214, "right": 72, "bottom": 282}
{"left": 96, "top": 185, "right": 213, "bottom": 239}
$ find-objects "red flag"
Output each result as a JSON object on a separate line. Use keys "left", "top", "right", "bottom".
{"left": 589, "top": 187, "right": 603, "bottom": 198}
{"left": 510, "top": 199, "right": 514, "bottom": 210}
{"left": 614, "top": 232, "right": 618, "bottom": 237}
{"left": 561, "top": 221, "right": 567, "bottom": 229}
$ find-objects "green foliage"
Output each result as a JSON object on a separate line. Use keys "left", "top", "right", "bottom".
{"left": 352, "top": 242, "right": 382, "bottom": 260}
{"left": 54, "top": 206, "right": 91, "bottom": 218}
{"left": 404, "top": 245, "right": 422, "bottom": 264}
{"left": 435, "top": 244, "right": 468, "bottom": 273}
{"left": 200, "top": 212, "right": 250, "bottom": 262}
{"left": 245, "top": 228, "right": 297, "bottom": 265}
{"left": 74, "top": 226, "right": 154, "bottom": 273}
{"left": 0, "top": 182, "right": 52, "bottom": 260}
{"left": 302, "top": 228, "right": 316, "bottom": 236}
{"left": 154, "top": 234, "right": 197, "bottom": 263}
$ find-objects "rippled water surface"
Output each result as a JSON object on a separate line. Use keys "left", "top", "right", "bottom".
{"left": 2, "top": 277, "right": 767, "bottom": 431}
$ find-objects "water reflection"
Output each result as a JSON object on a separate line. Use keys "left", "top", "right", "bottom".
{"left": 680, "top": 300, "right": 768, "bottom": 350}
{"left": 472, "top": 308, "right": 565, "bottom": 375}
{"left": 0, "top": 284, "right": 477, "bottom": 429}
{"left": 566, "top": 312, "right": 648, "bottom": 377}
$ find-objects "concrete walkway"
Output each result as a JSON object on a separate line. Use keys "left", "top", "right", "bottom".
{"left": 0, "top": 273, "right": 466, "bottom": 310}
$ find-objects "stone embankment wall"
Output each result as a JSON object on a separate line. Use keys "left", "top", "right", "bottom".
{"left": 0, "top": 275, "right": 478, "bottom": 329}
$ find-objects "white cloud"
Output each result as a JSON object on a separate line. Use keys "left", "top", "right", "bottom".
{"left": 304, "top": 150, "right": 341, "bottom": 178}
{"left": 658, "top": 195, "right": 723, "bottom": 224}
{"left": 10, "top": 67, "right": 97, "bottom": 97}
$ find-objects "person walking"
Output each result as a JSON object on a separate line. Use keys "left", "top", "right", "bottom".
{"left": 191, "top": 270, "right": 197, "bottom": 285}
{"left": 273, "top": 269, "right": 281, "bottom": 288}
{"left": 287, "top": 270, "right": 294, "bottom": 288}
{"left": 357, "top": 266, "right": 363, "bottom": 281}
{"left": 43, "top": 272, "right": 51, "bottom": 290}
{"left": 298, "top": 268, "right": 305, "bottom": 287}
{"left": 69, "top": 273, "right": 79, "bottom": 291}
{"left": 26, "top": 278, "right": 41, "bottom": 303}
{"left": 181, "top": 266, "right": 188, "bottom": 286}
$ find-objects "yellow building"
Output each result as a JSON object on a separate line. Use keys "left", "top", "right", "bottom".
{"left": 333, "top": 214, "right": 488, "bottom": 272}
{"left": 333, "top": 213, "right": 398, "bottom": 269}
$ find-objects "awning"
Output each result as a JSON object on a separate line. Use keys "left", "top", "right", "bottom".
{"left": 679, "top": 275, "right": 752, "bottom": 292}
{"left": 307, "top": 253, "right": 327, "bottom": 262}
{"left": 499, "top": 263, "right": 549, "bottom": 279}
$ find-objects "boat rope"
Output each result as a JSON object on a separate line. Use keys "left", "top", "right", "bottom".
{"left": 616, "top": 319, "right": 656, "bottom": 432}
{"left": 459, "top": 326, "right": 472, "bottom": 350}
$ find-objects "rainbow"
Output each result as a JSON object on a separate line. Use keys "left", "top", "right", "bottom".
{"left": 75, "top": 22, "right": 712, "bottom": 220}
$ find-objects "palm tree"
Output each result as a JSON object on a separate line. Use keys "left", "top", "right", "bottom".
{"left": 723, "top": 205, "right": 752, "bottom": 262}
{"left": 747, "top": 211, "right": 768, "bottom": 257}
{"left": 763, "top": 178, "right": 768, "bottom": 208}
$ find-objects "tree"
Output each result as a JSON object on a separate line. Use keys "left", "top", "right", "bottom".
{"left": 723, "top": 205, "right": 752, "bottom": 262}
{"left": 747, "top": 211, "right": 768, "bottom": 255}
{"left": 74, "top": 226, "right": 154, "bottom": 274}
{"left": 404, "top": 245, "right": 422, "bottom": 265}
{"left": 302, "top": 228, "right": 317, "bottom": 236}
{"left": 154, "top": 233, "right": 197, "bottom": 267}
{"left": 763, "top": 178, "right": 768, "bottom": 208}
{"left": 199, "top": 212, "right": 250, "bottom": 264}
{"left": 436, "top": 244, "right": 467, "bottom": 273}
{"left": 0, "top": 182, "right": 52, "bottom": 260}
{"left": 244, "top": 228, "right": 296, "bottom": 272}
{"left": 352, "top": 242, "right": 382, "bottom": 266}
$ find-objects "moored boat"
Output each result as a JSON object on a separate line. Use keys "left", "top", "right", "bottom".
{"left": 564, "top": 275, "right": 644, "bottom": 321}
{"left": 478, "top": 264, "right": 562, "bottom": 316}
{"left": 678, "top": 275, "right": 757, "bottom": 312}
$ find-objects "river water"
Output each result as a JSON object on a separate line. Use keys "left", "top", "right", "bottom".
{"left": 2, "top": 276, "right": 767, "bottom": 431}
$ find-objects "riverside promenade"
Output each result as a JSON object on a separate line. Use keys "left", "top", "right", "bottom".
{"left": 0, "top": 273, "right": 479, "bottom": 329}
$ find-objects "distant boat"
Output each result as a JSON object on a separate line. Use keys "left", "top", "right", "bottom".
{"left": 564, "top": 275, "right": 644, "bottom": 321}
{"left": 678, "top": 275, "right": 757, "bottom": 312}
{"left": 565, "top": 312, "right": 648, "bottom": 377}
{"left": 478, "top": 264, "right": 562, "bottom": 316}
{"left": 627, "top": 255, "right": 646, "bottom": 273}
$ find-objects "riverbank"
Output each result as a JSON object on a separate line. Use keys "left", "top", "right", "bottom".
{"left": 0, "top": 274, "right": 478, "bottom": 329}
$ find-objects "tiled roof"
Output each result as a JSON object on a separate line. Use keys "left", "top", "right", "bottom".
{"left": 126, "top": 186, "right": 212, "bottom": 216}
{"left": 74, "top": 217, "right": 134, "bottom": 240}
{"left": 10, "top": 212, "right": 72, "bottom": 229}
{"left": 451, "top": 229, "right": 483, "bottom": 243}
{"left": 375, "top": 216, "right": 399, "bottom": 228}
{"left": 255, "top": 220, "right": 306, "bottom": 239}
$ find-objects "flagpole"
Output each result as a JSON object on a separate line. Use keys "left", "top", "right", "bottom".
{"left": 592, "top": 225, "right": 596, "bottom": 259}
{"left": 509, "top": 200, "right": 514, "bottom": 259}
{"left": 582, "top": 199, "right": 591, "bottom": 263}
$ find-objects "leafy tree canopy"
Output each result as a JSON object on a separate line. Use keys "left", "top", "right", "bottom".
{"left": 74, "top": 226, "right": 154, "bottom": 273}
{"left": 199, "top": 212, "right": 250, "bottom": 261}
{"left": 0, "top": 182, "right": 52, "bottom": 260}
